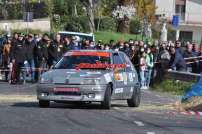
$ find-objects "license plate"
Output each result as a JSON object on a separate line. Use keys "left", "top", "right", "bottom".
{"left": 54, "top": 87, "right": 80, "bottom": 92}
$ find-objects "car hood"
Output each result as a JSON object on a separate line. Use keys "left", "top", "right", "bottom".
{"left": 41, "top": 69, "right": 112, "bottom": 84}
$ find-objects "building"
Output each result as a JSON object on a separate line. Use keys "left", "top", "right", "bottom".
{"left": 155, "top": 0, "right": 202, "bottom": 44}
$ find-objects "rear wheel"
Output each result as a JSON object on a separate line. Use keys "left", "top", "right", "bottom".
{"left": 39, "top": 100, "right": 50, "bottom": 108}
{"left": 127, "top": 87, "right": 141, "bottom": 107}
{"left": 101, "top": 84, "right": 112, "bottom": 109}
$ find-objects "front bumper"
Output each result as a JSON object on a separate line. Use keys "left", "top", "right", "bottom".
{"left": 37, "top": 84, "right": 107, "bottom": 102}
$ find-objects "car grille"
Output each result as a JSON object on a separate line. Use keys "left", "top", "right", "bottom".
{"left": 54, "top": 91, "right": 81, "bottom": 96}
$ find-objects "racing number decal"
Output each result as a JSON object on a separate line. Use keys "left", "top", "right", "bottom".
{"left": 123, "top": 72, "right": 128, "bottom": 85}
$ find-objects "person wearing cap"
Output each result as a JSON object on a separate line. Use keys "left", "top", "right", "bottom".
{"left": 24, "top": 33, "right": 36, "bottom": 82}
{"left": 11, "top": 33, "right": 26, "bottom": 84}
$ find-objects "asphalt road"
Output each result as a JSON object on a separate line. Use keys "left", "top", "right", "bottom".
{"left": 0, "top": 82, "right": 201, "bottom": 134}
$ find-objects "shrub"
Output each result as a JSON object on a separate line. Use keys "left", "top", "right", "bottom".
{"left": 95, "top": 17, "right": 116, "bottom": 32}
{"left": 129, "top": 19, "right": 142, "bottom": 34}
{"left": 152, "top": 79, "right": 194, "bottom": 95}
{"left": 64, "top": 16, "right": 90, "bottom": 32}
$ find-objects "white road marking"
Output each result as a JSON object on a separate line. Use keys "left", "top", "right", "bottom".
{"left": 133, "top": 121, "right": 145, "bottom": 127}
{"left": 146, "top": 132, "right": 155, "bottom": 134}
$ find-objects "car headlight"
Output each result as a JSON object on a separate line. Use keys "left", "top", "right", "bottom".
{"left": 40, "top": 77, "right": 52, "bottom": 84}
{"left": 83, "top": 79, "right": 101, "bottom": 85}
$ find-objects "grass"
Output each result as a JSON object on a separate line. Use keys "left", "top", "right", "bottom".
{"left": 152, "top": 79, "right": 195, "bottom": 95}
{"left": 94, "top": 31, "right": 151, "bottom": 43}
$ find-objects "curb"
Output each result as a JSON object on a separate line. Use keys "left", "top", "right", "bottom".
{"left": 168, "top": 111, "right": 202, "bottom": 117}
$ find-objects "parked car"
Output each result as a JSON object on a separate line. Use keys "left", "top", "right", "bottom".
{"left": 58, "top": 31, "right": 95, "bottom": 41}
{"left": 37, "top": 50, "right": 140, "bottom": 109}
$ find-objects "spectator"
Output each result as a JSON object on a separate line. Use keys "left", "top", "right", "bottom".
{"left": 169, "top": 47, "right": 187, "bottom": 71}
{"left": 124, "top": 42, "right": 132, "bottom": 57}
{"left": 118, "top": 41, "right": 125, "bottom": 52}
{"left": 139, "top": 51, "right": 147, "bottom": 89}
{"left": 24, "top": 34, "right": 36, "bottom": 82}
{"left": 175, "top": 41, "right": 184, "bottom": 55}
{"left": 70, "top": 36, "right": 81, "bottom": 50}
{"left": 11, "top": 33, "right": 26, "bottom": 84}
{"left": 48, "top": 33, "right": 64, "bottom": 68}
{"left": 183, "top": 42, "right": 194, "bottom": 72}
{"left": 145, "top": 47, "right": 154, "bottom": 89}
{"left": 96, "top": 40, "right": 103, "bottom": 50}
{"left": 158, "top": 43, "right": 171, "bottom": 69}
{"left": 2, "top": 39, "right": 11, "bottom": 81}
{"left": 34, "top": 34, "right": 50, "bottom": 81}
{"left": 192, "top": 44, "right": 201, "bottom": 73}
{"left": 63, "top": 36, "right": 71, "bottom": 53}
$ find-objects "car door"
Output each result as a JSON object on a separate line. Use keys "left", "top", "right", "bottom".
{"left": 123, "top": 53, "right": 139, "bottom": 98}
{"left": 112, "top": 52, "right": 125, "bottom": 99}
{"left": 119, "top": 52, "right": 132, "bottom": 98}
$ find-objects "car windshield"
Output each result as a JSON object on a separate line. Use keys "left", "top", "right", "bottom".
{"left": 54, "top": 55, "right": 110, "bottom": 69}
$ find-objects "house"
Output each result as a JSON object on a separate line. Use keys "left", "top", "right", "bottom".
{"left": 155, "top": 0, "right": 202, "bottom": 43}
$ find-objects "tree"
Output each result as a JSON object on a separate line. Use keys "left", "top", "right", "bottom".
{"left": 113, "top": 0, "right": 135, "bottom": 33}
{"left": 135, "top": 0, "right": 156, "bottom": 37}
{"left": 80, "top": 0, "right": 95, "bottom": 32}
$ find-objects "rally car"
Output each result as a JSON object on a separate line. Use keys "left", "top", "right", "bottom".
{"left": 37, "top": 50, "right": 140, "bottom": 109}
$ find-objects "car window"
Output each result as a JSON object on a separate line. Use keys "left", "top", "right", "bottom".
{"left": 54, "top": 55, "right": 110, "bottom": 69}
{"left": 121, "top": 53, "right": 134, "bottom": 71}
{"left": 113, "top": 53, "right": 124, "bottom": 64}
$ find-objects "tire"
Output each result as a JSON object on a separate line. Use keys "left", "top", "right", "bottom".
{"left": 101, "top": 84, "right": 112, "bottom": 109}
{"left": 39, "top": 100, "right": 50, "bottom": 108}
{"left": 127, "top": 87, "right": 141, "bottom": 107}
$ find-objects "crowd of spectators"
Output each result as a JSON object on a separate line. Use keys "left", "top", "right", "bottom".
{"left": 0, "top": 33, "right": 201, "bottom": 89}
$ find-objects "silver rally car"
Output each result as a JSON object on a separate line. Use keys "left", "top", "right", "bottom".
{"left": 37, "top": 50, "right": 140, "bottom": 109}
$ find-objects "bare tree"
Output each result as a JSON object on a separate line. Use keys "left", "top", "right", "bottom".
{"left": 81, "top": 0, "right": 95, "bottom": 32}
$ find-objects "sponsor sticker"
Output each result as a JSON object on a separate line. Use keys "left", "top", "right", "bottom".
{"left": 129, "top": 73, "right": 133, "bottom": 82}
{"left": 123, "top": 73, "right": 128, "bottom": 85}
{"left": 104, "top": 73, "right": 112, "bottom": 83}
{"left": 87, "top": 72, "right": 101, "bottom": 74}
{"left": 115, "top": 88, "right": 123, "bottom": 94}
{"left": 130, "top": 87, "right": 134, "bottom": 92}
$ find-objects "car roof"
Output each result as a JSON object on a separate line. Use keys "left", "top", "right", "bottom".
{"left": 68, "top": 49, "right": 118, "bottom": 54}
{"left": 63, "top": 50, "right": 126, "bottom": 57}
{"left": 58, "top": 31, "right": 94, "bottom": 37}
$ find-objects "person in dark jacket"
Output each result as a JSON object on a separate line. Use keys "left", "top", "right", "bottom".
{"left": 48, "top": 33, "right": 64, "bottom": 68}
{"left": 183, "top": 43, "right": 194, "bottom": 72}
{"left": 24, "top": 34, "right": 36, "bottom": 82}
{"left": 192, "top": 44, "right": 201, "bottom": 73}
{"left": 11, "top": 33, "right": 26, "bottom": 84}
{"left": 175, "top": 41, "right": 184, "bottom": 55}
{"left": 34, "top": 34, "right": 50, "bottom": 81}
{"left": 169, "top": 47, "right": 186, "bottom": 71}
{"left": 124, "top": 42, "right": 132, "bottom": 57}
{"left": 63, "top": 36, "right": 71, "bottom": 53}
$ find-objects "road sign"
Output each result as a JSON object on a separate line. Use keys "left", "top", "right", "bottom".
{"left": 172, "top": 15, "right": 179, "bottom": 27}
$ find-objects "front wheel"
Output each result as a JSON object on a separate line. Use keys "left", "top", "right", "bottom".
{"left": 39, "top": 100, "right": 50, "bottom": 108}
{"left": 127, "top": 87, "right": 141, "bottom": 107}
{"left": 101, "top": 85, "right": 112, "bottom": 109}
